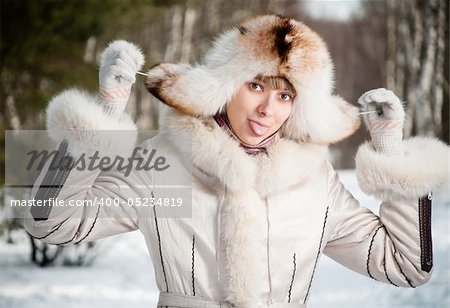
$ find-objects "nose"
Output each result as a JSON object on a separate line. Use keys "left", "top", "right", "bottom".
{"left": 257, "top": 94, "right": 275, "bottom": 117}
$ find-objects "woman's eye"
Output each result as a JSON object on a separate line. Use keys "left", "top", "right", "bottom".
{"left": 280, "top": 93, "right": 294, "bottom": 102}
{"left": 249, "top": 82, "right": 263, "bottom": 91}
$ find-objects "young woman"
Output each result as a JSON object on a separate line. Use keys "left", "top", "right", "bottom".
{"left": 25, "top": 15, "right": 448, "bottom": 307}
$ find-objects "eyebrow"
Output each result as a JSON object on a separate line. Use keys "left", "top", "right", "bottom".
{"left": 251, "top": 79, "right": 266, "bottom": 86}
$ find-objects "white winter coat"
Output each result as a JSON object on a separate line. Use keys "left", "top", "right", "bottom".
{"left": 25, "top": 89, "right": 448, "bottom": 308}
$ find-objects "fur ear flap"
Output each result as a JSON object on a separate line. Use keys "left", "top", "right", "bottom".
{"left": 282, "top": 95, "right": 361, "bottom": 144}
{"left": 144, "top": 63, "right": 227, "bottom": 116}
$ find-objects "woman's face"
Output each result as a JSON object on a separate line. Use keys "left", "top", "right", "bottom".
{"left": 226, "top": 79, "right": 295, "bottom": 145}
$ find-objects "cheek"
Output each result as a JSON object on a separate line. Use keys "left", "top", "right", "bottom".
{"left": 226, "top": 97, "right": 248, "bottom": 130}
{"left": 228, "top": 91, "right": 257, "bottom": 118}
{"left": 278, "top": 104, "right": 294, "bottom": 124}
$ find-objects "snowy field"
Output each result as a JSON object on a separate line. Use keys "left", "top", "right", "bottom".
{"left": 0, "top": 170, "right": 448, "bottom": 308}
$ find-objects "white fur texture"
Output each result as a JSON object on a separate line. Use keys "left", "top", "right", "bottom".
{"left": 257, "top": 139, "right": 329, "bottom": 196}
{"left": 218, "top": 190, "right": 266, "bottom": 308}
{"left": 355, "top": 137, "right": 449, "bottom": 202}
{"left": 46, "top": 89, "right": 137, "bottom": 158}
{"left": 282, "top": 95, "right": 361, "bottom": 144}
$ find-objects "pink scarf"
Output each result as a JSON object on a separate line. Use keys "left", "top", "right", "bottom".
{"left": 213, "top": 112, "right": 279, "bottom": 155}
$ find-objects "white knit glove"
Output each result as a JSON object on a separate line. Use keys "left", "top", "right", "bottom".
{"left": 358, "top": 88, "right": 405, "bottom": 156}
{"left": 99, "top": 40, "right": 144, "bottom": 118}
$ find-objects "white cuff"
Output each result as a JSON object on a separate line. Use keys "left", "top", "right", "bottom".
{"left": 46, "top": 88, "right": 137, "bottom": 158}
{"left": 355, "top": 137, "right": 449, "bottom": 202}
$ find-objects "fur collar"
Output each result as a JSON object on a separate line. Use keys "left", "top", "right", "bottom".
{"left": 163, "top": 109, "right": 329, "bottom": 196}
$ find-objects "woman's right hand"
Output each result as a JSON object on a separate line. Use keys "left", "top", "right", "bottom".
{"left": 99, "top": 40, "right": 144, "bottom": 118}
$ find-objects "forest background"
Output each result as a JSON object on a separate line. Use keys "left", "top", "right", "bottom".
{"left": 0, "top": 0, "right": 449, "bottom": 307}
{"left": 2, "top": 0, "right": 449, "bottom": 173}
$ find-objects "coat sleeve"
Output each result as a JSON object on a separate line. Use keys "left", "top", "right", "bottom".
{"left": 24, "top": 89, "right": 150, "bottom": 245}
{"left": 323, "top": 137, "right": 448, "bottom": 288}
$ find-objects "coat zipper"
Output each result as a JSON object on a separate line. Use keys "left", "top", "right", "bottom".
{"left": 419, "top": 192, "right": 433, "bottom": 272}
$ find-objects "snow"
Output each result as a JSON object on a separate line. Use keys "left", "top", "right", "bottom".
{"left": 0, "top": 170, "right": 448, "bottom": 307}
{"left": 308, "top": 170, "right": 450, "bottom": 308}
{"left": 0, "top": 231, "right": 158, "bottom": 308}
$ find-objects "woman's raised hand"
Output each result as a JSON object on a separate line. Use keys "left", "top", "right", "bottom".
{"left": 99, "top": 40, "right": 144, "bottom": 118}
{"left": 358, "top": 88, "right": 405, "bottom": 156}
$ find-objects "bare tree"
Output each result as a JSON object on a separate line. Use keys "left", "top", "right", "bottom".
{"left": 386, "top": 0, "right": 447, "bottom": 138}
{"left": 180, "top": 8, "right": 197, "bottom": 63}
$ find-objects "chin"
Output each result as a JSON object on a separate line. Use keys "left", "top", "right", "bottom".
{"left": 240, "top": 128, "right": 271, "bottom": 145}
{"left": 243, "top": 136, "right": 265, "bottom": 146}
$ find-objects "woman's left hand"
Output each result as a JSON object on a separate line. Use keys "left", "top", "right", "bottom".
{"left": 358, "top": 88, "right": 405, "bottom": 156}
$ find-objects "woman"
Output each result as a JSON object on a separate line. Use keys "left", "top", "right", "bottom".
{"left": 25, "top": 15, "right": 448, "bottom": 307}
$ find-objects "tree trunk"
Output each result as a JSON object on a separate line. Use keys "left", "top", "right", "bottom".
{"left": 164, "top": 5, "right": 184, "bottom": 62}
{"left": 180, "top": 8, "right": 196, "bottom": 63}
{"left": 386, "top": 0, "right": 446, "bottom": 138}
{"left": 5, "top": 95, "right": 22, "bottom": 130}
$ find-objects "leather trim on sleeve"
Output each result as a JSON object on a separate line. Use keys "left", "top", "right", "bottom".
{"left": 419, "top": 192, "right": 433, "bottom": 273}
{"left": 31, "top": 140, "right": 74, "bottom": 221}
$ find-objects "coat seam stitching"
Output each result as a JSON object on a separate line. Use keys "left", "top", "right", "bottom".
{"left": 366, "top": 225, "right": 384, "bottom": 280}
{"left": 382, "top": 226, "right": 399, "bottom": 287}
{"left": 152, "top": 191, "right": 169, "bottom": 293}
{"left": 391, "top": 242, "right": 415, "bottom": 288}
{"left": 303, "top": 204, "right": 329, "bottom": 303}
{"left": 28, "top": 221, "right": 65, "bottom": 240}
{"left": 73, "top": 204, "right": 100, "bottom": 244}
{"left": 288, "top": 252, "right": 297, "bottom": 303}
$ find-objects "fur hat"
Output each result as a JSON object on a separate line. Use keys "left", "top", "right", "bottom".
{"left": 144, "top": 14, "right": 360, "bottom": 144}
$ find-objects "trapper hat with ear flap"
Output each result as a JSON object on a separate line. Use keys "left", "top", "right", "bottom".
{"left": 144, "top": 14, "right": 361, "bottom": 144}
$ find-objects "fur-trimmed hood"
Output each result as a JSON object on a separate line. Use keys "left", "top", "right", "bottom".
{"left": 144, "top": 14, "right": 361, "bottom": 145}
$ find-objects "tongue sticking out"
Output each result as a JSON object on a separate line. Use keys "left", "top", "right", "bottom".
{"left": 248, "top": 120, "right": 269, "bottom": 136}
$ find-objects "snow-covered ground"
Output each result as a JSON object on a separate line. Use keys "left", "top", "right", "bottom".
{"left": 0, "top": 170, "right": 448, "bottom": 308}
{"left": 309, "top": 170, "right": 450, "bottom": 308}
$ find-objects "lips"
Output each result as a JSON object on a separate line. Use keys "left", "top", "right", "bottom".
{"left": 248, "top": 119, "right": 270, "bottom": 136}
